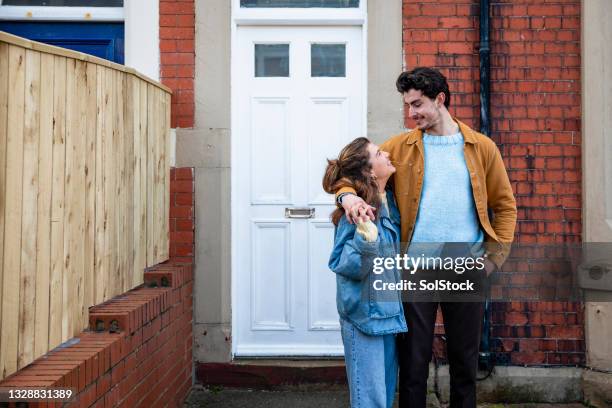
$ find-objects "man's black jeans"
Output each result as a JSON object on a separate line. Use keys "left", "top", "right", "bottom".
{"left": 396, "top": 300, "right": 485, "bottom": 408}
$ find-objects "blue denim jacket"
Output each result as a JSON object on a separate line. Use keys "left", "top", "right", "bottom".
{"left": 328, "top": 189, "right": 408, "bottom": 336}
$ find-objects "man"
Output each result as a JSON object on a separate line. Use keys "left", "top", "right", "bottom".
{"left": 335, "top": 67, "right": 517, "bottom": 407}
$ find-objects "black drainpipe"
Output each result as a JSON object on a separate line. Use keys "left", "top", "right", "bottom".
{"left": 478, "top": 0, "right": 495, "bottom": 379}
{"left": 479, "top": 0, "right": 491, "bottom": 137}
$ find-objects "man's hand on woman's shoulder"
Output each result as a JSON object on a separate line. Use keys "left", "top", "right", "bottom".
{"left": 340, "top": 194, "right": 376, "bottom": 224}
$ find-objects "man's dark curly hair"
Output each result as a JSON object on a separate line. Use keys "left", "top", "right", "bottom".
{"left": 396, "top": 67, "right": 451, "bottom": 109}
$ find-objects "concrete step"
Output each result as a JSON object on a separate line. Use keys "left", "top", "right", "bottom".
{"left": 184, "top": 386, "right": 442, "bottom": 408}
{"left": 184, "top": 386, "right": 589, "bottom": 408}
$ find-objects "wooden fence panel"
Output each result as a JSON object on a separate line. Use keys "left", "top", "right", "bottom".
{"left": 84, "top": 61, "right": 97, "bottom": 333}
{"left": 35, "top": 51, "right": 54, "bottom": 359}
{"left": 48, "top": 55, "right": 66, "bottom": 350}
{"left": 136, "top": 79, "right": 148, "bottom": 288}
{"left": 0, "top": 42, "right": 8, "bottom": 378}
{"left": 0, "top": 32, "right": 172, "bottom": 379}
{"left": 18, "top": 48, "right": 41, "bottom": 369}
{"left": 1, "top": 44, "right": 26, "bottom": 378}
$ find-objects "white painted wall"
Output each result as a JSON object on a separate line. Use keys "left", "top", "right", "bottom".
{"left": 124, "top": 0, "right": 160, "bottom": 81}
{"left": 582, "top": 0, "right": 612, "bottom": 371}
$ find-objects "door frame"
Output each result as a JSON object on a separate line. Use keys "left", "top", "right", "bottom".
{"left": 0, "top": 0, "right": 159, "bottom": 80}
{"left": 230, "top": 0, "right": 368, "bottom": 358}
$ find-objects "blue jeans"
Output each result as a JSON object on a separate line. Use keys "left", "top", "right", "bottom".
{"left": 340, "top": 318, "right": 399, "bottom": 408}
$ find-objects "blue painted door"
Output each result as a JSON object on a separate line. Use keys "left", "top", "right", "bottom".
{"left": 0, "top": 22, "right": 124, "bottom": 64}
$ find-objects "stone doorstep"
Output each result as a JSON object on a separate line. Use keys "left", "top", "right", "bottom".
{"left": 232, "top": 358, "right": 345, "bottom": 368}
{"left": 196, "top": 359, "right": 347, "bottom": 389}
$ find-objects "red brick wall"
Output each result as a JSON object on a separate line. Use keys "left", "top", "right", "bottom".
{"left": 160, "top": 0, "right": 195, "bottom": 128}
{"left": 490, "top": 0, "right": 581, "bottom": 244}
{"left": 170, "top": 168, "right": 195, "bottom": 265}
{"left": 403, "top": 1, "right": 481, "bottom": 130}
{"left": 403, "top": 0, "right": 584, "bottom": 365}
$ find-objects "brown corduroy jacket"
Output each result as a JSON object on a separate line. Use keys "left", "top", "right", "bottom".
{"left": 336, "top": 119, "right": 517, "bottom": 268}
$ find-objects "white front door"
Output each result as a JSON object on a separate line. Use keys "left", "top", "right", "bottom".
{"left": 234, "top": 25, "right": 364, "bottom": 356}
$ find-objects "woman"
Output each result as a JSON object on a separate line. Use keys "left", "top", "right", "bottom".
{"left": 323, "top": 137, "right": 407, "bottom": 408}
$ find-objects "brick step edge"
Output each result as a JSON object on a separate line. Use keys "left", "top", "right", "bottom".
{"left": 88, "top": 262, "right": 193, "bottom": 334}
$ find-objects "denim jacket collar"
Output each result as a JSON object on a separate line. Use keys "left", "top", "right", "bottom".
{"left": 378, "top": 188, "right": 400, "bottom": 226}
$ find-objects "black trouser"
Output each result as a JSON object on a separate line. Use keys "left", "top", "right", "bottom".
{"left": 397, "top": 300, "right": 484, "bottom": 408}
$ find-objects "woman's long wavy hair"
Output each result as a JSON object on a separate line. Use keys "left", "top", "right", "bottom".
{"left": 322, "top": 137, "right": 381, "bottom": 226}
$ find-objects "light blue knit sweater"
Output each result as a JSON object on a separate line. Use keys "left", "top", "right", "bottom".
{"left": 407, "top": 132, "right": 484, "bottom": 257}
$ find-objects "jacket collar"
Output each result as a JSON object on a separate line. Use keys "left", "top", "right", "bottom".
{"left": 405, "top": 118, "right": 478, "bottom": 145}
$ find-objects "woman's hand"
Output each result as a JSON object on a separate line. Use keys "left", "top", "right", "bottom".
{"left": 341, "top": 194, "right": 376, "bottom": 224}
